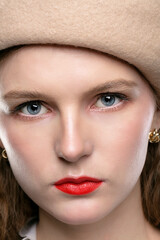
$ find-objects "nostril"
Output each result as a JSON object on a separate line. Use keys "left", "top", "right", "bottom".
{"left": 59, "top": 147, "right": 84, "bottom": 162}
{"left": 55, "top": 140, "right": 93, "bottom": 163}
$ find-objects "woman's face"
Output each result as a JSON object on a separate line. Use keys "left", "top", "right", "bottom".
{"left": 0, "top": 45, "right": 158, "bottom": 225}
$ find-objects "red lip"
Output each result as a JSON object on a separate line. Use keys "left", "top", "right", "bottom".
{"left": 54, "top": 176, "right": 102, "bottom": 185}
{"left": 54, "top": 176, "right": 103, "bottom": 195}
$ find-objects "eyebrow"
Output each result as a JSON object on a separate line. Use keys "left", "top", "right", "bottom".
{"left": 2, "top": 79, "right": 138, "bottom": 101}
{"left": 83, "top": 79, "right": 138, "bottom": 97}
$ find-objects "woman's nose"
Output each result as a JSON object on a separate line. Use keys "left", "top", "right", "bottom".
{"left": 55, "top": 110, "right": 93, "bottom": 163}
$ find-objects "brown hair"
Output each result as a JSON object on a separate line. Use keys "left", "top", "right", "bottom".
{"left": 0, "top": 45, "right": 159, "bottom": 240}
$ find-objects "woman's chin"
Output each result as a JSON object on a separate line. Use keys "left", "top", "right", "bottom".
{"left": 47, "top": 200, "right": 108, "bottom": 225}
{"left": 55, "top": 212, "right": 103, "bottom": 225}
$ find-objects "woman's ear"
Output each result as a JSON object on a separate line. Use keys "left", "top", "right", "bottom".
{"left": 151, "top": 107, "right": 160, "bottom": 130}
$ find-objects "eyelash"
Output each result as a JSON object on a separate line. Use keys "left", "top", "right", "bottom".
{"left": 9, "top": 92, "right": 130, "bottom": 120}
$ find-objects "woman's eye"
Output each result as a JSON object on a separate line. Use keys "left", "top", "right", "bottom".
{"left": 13, "top": 101, "right": 48, "bottom": 116}
{"left": 94, "top": 93, "right": 128, "bottom": 108}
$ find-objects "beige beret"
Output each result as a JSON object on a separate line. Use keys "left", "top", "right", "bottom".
{"left": 0, "top": 0, "right": 160, "bottom": 91}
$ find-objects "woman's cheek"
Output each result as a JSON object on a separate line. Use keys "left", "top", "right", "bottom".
{"left": 0, "top": 115, "right": 50, "bottom": 169}
{"left": 96, "top": 102, "right": 153, "bottom": 183}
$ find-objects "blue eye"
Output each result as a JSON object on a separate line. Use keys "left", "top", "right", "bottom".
{"left": 12, "top": 101, "right": 48, "bottom": 116}
{"left": 95, "top": 94, "right": 123, "bottom": 108}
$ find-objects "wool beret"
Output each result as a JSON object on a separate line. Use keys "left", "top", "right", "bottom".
{"left": 0, "top": 0, "right": 160, "bottom": 91}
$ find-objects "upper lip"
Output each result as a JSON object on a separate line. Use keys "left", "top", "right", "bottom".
{"left": 54, "top": 176, "right": 103, "bottom": 185}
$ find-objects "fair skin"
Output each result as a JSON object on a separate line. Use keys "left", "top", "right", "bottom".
{"left": 0, "top": 45, "right": 159, "bottom": 240}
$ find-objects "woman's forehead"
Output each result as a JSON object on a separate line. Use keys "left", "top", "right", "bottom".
{"left": 0, "top": 47, "right": 144, "bottom": 92}
{"left": 6, "top": 44, "right": 115, "bottom": 64}
{"left": 2, "top": 44, "right": 142, "bottom": 79}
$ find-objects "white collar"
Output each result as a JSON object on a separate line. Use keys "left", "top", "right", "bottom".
{"left": 19, "top": 217, "right": 38, "bottom": 240}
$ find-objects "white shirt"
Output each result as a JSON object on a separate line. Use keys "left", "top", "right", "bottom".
{"left": 19, "top": 217, "right": 38, "bottom": 240}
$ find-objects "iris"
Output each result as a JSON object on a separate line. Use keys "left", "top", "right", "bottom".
{"left": 26, "top": 102, "right": 41, "bottom": 115}
{"left": 101, "top": 95, "right": 115, "bottom": 106}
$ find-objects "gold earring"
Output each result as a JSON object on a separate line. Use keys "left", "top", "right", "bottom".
{"left": 148, "top": 128, "right": 160, "bottom": 143}
{"left": 2, "top": 149, "right": 8, "bottom": 159}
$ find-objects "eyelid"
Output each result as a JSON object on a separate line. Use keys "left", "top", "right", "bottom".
{"left": 97, "top": 90, "right": 129, "bottom": 96}
{"left": 90, "top": 92, "right": 130, "bottom": 111}
{"left": 11, "top": 100, "right": 45, "bottom": 112}
{"left": 9, "top": 100, "right": 52, "bottom": 120}
{"left": 10, "top": 100, "right": 54, "bottom": 121}
{"left": 96, "top": 92, "right": 130, "bottom": 102}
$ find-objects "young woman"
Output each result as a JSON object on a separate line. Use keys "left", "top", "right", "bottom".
{"left": 0, "top": 1, "right": 159, "bottom": 240}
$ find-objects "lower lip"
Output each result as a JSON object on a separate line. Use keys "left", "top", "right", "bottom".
{"left": 54, "top": 181, "right": 103, "bottom": 195}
